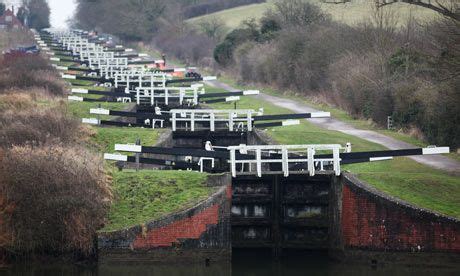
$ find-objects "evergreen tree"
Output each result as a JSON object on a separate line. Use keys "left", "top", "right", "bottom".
{"left": 16, "top": 7, "right": 27, "bottom": 25}
{"left": 0, "top": 3, "right": 5, "bottom": 16}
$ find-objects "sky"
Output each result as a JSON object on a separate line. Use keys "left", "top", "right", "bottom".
{"left": 2, "top": 0, "right": 77, "bottom": 28}
{"left": 48, "top": 0, "right": 77, "bottom": 28}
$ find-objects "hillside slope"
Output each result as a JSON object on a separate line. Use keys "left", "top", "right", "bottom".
{"left": 187, "top": 0, "right": 442, "bottom": 29}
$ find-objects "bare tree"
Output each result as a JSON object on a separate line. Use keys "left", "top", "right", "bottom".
{"left": 75, "top": 0, "right": 167, "bottom": 41}
{"left": 273, "top": 0, "right": 330, "bottom": 27}
{"left": 323, "top": 0, "right": 459, "bottom": 21}
{"left": 198, "top": 16, "right": 225, "bottom": 40}
{"left": 376, "top": 1, "right": 459, "bottom": 21}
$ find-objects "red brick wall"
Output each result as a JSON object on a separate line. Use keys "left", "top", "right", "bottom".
{"left": 133, "top": 204, "right": 220, "bottom": 249}
{"left": 342, "top": 184, "right": 460, "bottom": 252}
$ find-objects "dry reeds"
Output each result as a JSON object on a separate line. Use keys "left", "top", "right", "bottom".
{"left": 0, "top": 144, "right": 112, "bottom": 255}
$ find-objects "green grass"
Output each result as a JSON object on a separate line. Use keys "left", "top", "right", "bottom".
{"left": 187, "top": 0, "right": 441, "bottom": 30}
{"left": 91, "top": 127, "right": 161, "bottom": 153}
{"left": 67, "top": 101, "right": 126, "bottom": 120}
{"left": 204, "top": 84, "right": 460, "bottom": 218}
{"left": 66, "top": 95, "right": 161, "bottom": 153}
{"left": 52, "top": 61, "right": 77, "bottom": 67}
{"left": 77, "top": 85, "right": 111, "bottom": 92}
{"left": 54, "top": 54, "right": 74, "bottom": 60}
{"left": 188, "top": 2, "right": 273, "bottom": 29}
{"left": 66, "top": 79, "right": 98, "bottom": 86}
{"left": 102, "top": 170, "right": 215, "bottom": 231}
{"left": 346, "top": 159, "right": 460, "bottom": 219}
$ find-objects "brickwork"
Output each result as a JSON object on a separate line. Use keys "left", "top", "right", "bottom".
{"left": 133, "top": 204, "right": 220, "bottom": 248}
{"left": 98, "top": 174, "right": 232, "bottom": 263}
{"left": 341, "top": 175, "right": 460, "bottom": 253}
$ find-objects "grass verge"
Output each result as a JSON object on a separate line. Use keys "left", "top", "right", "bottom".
{"left": 102, "top": 170, "right": 214, "bottom": 231}
{"left": 91, "top": 127, "right": 161, "bottom": 153}
{"left": 347, "top": 159, "right": 460, "bottom": 218}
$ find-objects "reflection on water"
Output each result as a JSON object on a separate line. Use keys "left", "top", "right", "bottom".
{"left": 1, "top": 250, "right": 458, "bottom": 276}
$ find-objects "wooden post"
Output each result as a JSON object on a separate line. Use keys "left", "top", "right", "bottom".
{"left": 135, "top": 138, "right": 141, "bottom": 171}
{"left": 387, "top": 116, "right": 394, "bottom": 130}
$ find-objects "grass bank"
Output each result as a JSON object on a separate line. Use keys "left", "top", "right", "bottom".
{"left": 102, "top": 170, "right": 214, "bottom": 231}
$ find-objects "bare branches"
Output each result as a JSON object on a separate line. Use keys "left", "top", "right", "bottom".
{"left": 375, "top": 0, "right": 459, "bottom": 21}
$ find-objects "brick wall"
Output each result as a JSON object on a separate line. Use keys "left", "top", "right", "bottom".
{"left": 98, "top": 174, "right": 232, "bottom": 263}
{"left": 341, "top": 174, "right": 460, "bottom": 253}
{"left": 133, "top": 204, "right": 220, "bottom": 249}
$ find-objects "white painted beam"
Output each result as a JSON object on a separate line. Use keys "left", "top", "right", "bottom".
{"left": 311, "top": 112, "right": 331, "bottom": 118}
{"left": 243, "top": 90, "right": 259, "bottom": 95}
{"left": 68, "top": 96, "right": 84, "bottom": 102}
{"left": 226, "top": 96, "right": 240, "bottom": 102}
{"left": 282, "top": 120, "right": 300, "bottom": 126}
{"left": 71, "top": 88, "right": 88, "bottom": 94}
{"left": 422, "top": 147, "right": 450, "bottom": 155}
{"left": 90, "top": 108, "right": 110, "bottom": 115}
{"left": 104, "top": 154, "right": 128, "bottom": 162}
{"left": 82, "top": 118, "right": 100, "bottom": 125}
{"left": 62, "top": 74, "right": 77, "bottom": 79}
{"left": 115, "top": 144, "right": 142, "bottom": 153}
{"left": 203, "top": 76, "right": 217, "bottom": 81}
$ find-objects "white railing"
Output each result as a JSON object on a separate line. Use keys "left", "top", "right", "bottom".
{"left": 89, "top": 57, "right": 128, "bottom": 68}
{"left": 170, "top": 109, "right": 257, "bottom": 132}
{"left": 227, "top": 144, "right": 343, "bottom": 177}
{"left": 136, "top": 86, "right": 202, "bottom": 106}
{"left": 114, "top": 72, "right": 167, "bottom": 89}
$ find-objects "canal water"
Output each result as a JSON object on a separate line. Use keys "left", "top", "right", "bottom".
{"left": 1, "top": 251, "right": 458, "bottom": 276}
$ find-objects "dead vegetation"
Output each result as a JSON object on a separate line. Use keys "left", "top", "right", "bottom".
{"left": 0, "top": 30, "right": 34, "bottom": 52}
{"left": 0, "top": 55, "right": 67, "bottom": 95}
{"left": 0, "top": 145, "right": 111, "bottom": 256}
{"left": 0, "top": 33, "right": 112, "bottom": 260}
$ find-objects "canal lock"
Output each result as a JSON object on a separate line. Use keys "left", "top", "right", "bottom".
{"left": 163, "top": 126, "right": 337, "bottom": 257}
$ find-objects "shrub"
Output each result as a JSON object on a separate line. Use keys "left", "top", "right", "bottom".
{"left": 271, "top": 0, "right": 330, "bottom": 28}
{"left": 0, "top": 103, "right": 82, "bottom": 148}
{"left": 0, "top": 30, "right": 34, "bottom": 52}
{"left": 214, "top": 23, "right": 260, "bottom": 66}
{"left": 197, "top": 16, "right": 226, "bottom": 40}
{"left": 0, "top": 144, "right": 112, "bottom": 256}
{"left": 214, "top": 40, "right": 234, "bottom": 66}
{"left": 260, "top": 14, "right": 281, "bottom": 40}
{"left": 0, "top": 55, "right": 66, "bottom": 95}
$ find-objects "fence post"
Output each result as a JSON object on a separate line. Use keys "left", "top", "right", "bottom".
{"left": 387, "top": 116, "right": 394, "bottom": 130}
{"left": 97, "top": 103, "right": 101, "bottom": 122}
{"left": 135, "top": 138, "right": 141, "bottom": 171}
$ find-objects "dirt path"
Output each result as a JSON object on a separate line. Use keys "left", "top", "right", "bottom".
{"left": 207, "top": 80, "right": 460, "bottom": 175}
